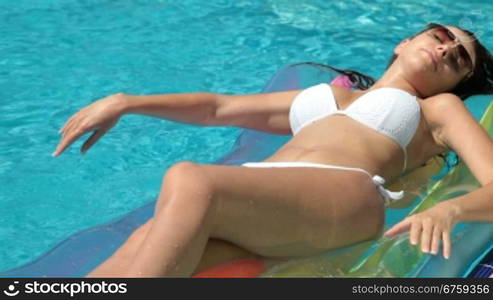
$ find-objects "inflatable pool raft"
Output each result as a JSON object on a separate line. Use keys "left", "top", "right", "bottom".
{"left": 2, "top": 63, "right": 492, "bottom": 277}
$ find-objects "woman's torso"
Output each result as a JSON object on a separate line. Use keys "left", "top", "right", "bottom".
{"left": 264, "top": 84, "right": 449, "bottom": 184}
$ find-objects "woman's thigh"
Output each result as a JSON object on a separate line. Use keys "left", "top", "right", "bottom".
{"left": 198, "top": 164, "right": 385, "bottom": 258}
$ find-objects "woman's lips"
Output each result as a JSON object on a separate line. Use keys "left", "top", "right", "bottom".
{"left": 421, "top": 48, "right": 437, "bottom": 71}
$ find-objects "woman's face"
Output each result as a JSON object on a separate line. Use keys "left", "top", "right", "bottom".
{"left": 394, "top": 25, "right": 477, "bottom": 97}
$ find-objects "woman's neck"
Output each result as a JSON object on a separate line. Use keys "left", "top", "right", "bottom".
{"left": 368, "top": 72, "right": 425, "bottom": 98}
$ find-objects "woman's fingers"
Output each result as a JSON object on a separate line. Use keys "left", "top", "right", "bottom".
{"left": 54, "top": 96, "right": 123, "bottom": 157}
{"left": 62, "top": 115, "right": 85, "bottom": 138}
{"left": 81, "top": 128, "right": 107, "bottom": 154}
{"left": 58, "top": 115, "right": 73, "bottom": 134}
{"left": 384, "top": 207, "right": 455, "bottom": 259}
{"left": 420, "top": 219, "right": 433, "bottom": 253}
{"left": 384, "top": 218, "right": 411, "bottom": 237}
{"left": 409, "top": 220, "right": 422, "bottom": 246}
{"left": 53, "top": 124, "right": 88, "bottom": 156}
{"left": 442, "top": 231, "right": 452, "bottom": 259}
{"left": 54, "top": 117, "right": 81, "bottom": 154}
{"left": 59, "top": 113, "right": 78, "bottom": 134}
{"left": 430, "top": 226, "right": 441, "bottom": 255}
{"left": 59, "top": 107, "right": 88, "bottom": 134}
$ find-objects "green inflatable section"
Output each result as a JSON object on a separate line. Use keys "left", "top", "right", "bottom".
{"left": 260, "top": 98, "right": 493, "bottom": 278}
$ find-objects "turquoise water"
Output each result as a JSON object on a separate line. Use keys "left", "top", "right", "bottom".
{"left": 1, "top": 0, "right": 492, "bottom": 271}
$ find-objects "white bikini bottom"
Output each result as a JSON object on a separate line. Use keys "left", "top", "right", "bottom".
{"left": 241, "top": 161, "right": 404, "bottom": 207}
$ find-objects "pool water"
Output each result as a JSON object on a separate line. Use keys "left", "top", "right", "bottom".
{"left": 1, "top": 0, "right": 492, "bottom": 271}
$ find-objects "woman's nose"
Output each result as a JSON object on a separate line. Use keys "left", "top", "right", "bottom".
{"left": 435, "top": 44, "right": 455, "bottom": 59}
{"left": 436, "top": 42, "right": 461, "bottom": 60}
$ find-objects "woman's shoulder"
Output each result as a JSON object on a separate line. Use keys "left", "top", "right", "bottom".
{"left": 420, "top": 92, "right": 468, "bottom": 122}
{"left": 418, "top": 92, "right": 468, "bottom": 141}
{"left": 421, "top": 92, "right": 467, "bottom": 110}
{"left": 420, "top": 92, "right": 477, "bottom": 148}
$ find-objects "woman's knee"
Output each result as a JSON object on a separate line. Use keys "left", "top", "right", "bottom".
{"left": 156, "top": 161, "right": 216, "bottom": 213}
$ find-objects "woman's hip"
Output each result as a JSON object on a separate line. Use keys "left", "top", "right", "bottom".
{"left": 194, "top": 162, "right": 385, "bottom": 257}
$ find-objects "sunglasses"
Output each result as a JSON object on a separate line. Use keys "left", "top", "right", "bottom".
{"left": 425, "top": 23, "right": 474, "bottom": 77}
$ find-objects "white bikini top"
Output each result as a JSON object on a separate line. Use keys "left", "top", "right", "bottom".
{"left": 288, "top": 83, "right": 421, "bottom": 171}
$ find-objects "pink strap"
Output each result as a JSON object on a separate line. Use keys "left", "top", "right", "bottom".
{"left": 329, "top": 75, "right": 353, "bottom": 89}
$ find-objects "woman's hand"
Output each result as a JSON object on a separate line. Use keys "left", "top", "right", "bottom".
{"left": 53, "top": 93, "right": 127, "bottom": 157}
{"left": 383, "top": 201, "right": 462, "bottom": 259}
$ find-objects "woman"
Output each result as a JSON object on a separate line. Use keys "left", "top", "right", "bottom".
{"left": 53, "top": 23, "right": 493, "bottom": 277}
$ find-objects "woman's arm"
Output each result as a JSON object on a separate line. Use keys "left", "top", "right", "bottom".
{"left": 385, "top": 93, "right": 493, "bottom": 258}
{"left": 446, "top": 183, "right": 493, "bottom": 223}
{"left": 53, "top": 90, "right": 299, "bottom": 156}
{"left": 120, "top": 92, "right": 221, "bottom": 126}
{"left": 436, "top": 94, "right": 493, "bottom": 222}
{"left": 121, "top": 89, "right": 300, "bottom": 133}
{"left": 53, "top": 92, "right": 218, "bottom": 156}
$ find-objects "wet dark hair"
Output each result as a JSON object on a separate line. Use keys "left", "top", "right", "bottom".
{"left": 291, "top": 61, "right": 376, "bottom": 90}
{"left": 293, "top": 23, "right": 493, "bottom": 169}
{"left": 297, "top": 23, "right": 493, "bottom": 97}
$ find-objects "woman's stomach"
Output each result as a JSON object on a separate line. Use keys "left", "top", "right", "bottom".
{"left": 265, "top": 116, "right": 405, "bottom": 180}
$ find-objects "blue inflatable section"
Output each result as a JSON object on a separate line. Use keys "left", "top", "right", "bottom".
{"left": 1, "top": 63, "right": 491, "bottom": 277}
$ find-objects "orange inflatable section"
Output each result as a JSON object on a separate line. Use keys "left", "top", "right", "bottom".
{"left": 190, "top": 238, "right": 266, "bottom": 278}
{"left": 192, "top": 258, "right": 265, "bottom": 278}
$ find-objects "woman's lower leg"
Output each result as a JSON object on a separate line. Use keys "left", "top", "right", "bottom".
{"left": 86, "top": 219, "right": 154, "bottom": 277}
{"left": 125, "top": 196, "right": 215, "bottom": 276}
{"left": 124, "top": 163, "right": 218, "bottom": 277}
